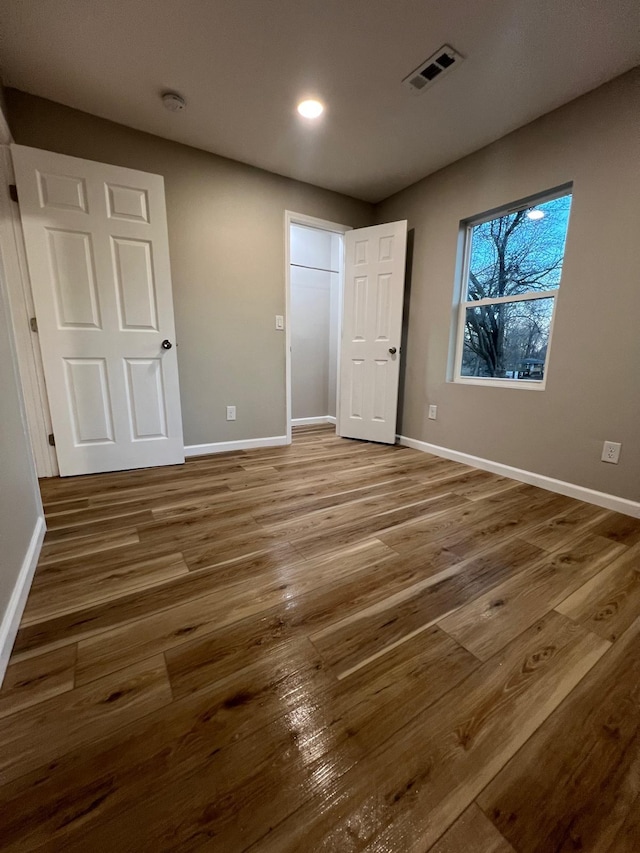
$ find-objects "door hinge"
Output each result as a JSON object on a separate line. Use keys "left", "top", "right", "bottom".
{"left": 9, "top": 184, "right": 18, "bottom": 204}
{"left": 48, "top": 433, "right": 56, "bottom": 447}
{"left": 30, "top": 317, "right": 38, "bottom": 333}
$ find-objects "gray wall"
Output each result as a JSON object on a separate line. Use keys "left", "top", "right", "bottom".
{"left": 376, "top": 69, "right": 640, "bottom": 501}
{"left": 0, "top": 190, "right": 42, "bottom": 643}
{"left": 5, "top": 90, "right": 373, "bottom": 445}
{"left": 6, "top": 73, "right": 640, "bottom": 502}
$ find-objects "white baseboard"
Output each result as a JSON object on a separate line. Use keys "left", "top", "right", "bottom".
{"left": 292, "top": 416, "right": 336, "bottom": 426}
{"left": 184, "top": 435, "right": 288, "bottom": 457}
{"left": 397, "top": 435, "right": 640, "bottom": 519}
{"left": 0, "top": 514, "right": 46, "bottom": 684}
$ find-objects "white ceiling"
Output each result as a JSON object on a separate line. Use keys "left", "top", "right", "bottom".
{"left": 0, "top": 0, "right": 638, "bottom": 202}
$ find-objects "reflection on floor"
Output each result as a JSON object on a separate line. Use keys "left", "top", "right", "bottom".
{"left": 1, "top": 424, "right": 639, "bottom": 851}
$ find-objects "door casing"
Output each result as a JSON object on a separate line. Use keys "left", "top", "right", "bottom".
{"left": 0, "top": 145, "right": 57, "bottom": 477}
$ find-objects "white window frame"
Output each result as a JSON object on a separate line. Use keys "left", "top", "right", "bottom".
{"left": 452, "top": 186, "right": 572, "bottom": 390}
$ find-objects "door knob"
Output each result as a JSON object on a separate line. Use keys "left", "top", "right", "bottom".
{"left": 388, "top": 347, "right": 397, "bottom": 355}
{"left": 161, "top": 339, "right": 173, "bottom": 350}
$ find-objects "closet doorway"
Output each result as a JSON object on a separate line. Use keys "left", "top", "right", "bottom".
{"left": 285, "top": 212, "right": 348, "bottom": 441}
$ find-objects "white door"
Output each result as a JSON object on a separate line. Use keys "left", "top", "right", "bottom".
{"left": 338, "top": 220, "right": 407, "bottom": 444}
{"left": 12, "top": 144, "right": 184, "bottom": 476}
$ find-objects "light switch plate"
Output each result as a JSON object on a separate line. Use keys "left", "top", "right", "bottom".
{"left": 275, "top": 315, "right": 284, "bottom": 330}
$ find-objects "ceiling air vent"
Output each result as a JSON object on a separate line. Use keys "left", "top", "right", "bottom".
{"left": 403, "top": 44, "right": 464, "bottom": 94}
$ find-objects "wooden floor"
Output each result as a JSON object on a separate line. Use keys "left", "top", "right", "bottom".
{"left": 1, "top": 425, "right": 640, "bottom": 851}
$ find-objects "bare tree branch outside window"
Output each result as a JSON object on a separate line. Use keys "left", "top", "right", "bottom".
{"left": 460, "top": 194, "right": 572, "bottom": 381}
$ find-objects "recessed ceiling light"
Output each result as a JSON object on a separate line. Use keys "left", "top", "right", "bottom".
{"left": 297, "top": 99, "right": 324, "bottom": 119}
{"left": 526, "top": 208, "right": 545, "bottom": 220}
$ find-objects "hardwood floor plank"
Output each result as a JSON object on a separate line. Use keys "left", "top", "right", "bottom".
{"left": 41, "top": 497, "right": 90, "bottom": 514}
{"left": 600, "top": 793, "right": 640, "bottom": 853}
{"left": 10, "top": 544, "right": 306, "bottom": 659}
{"left": 326, "top": 624, "right": 479, "bottom": 743}
{"left": 311, "top": 538, "right": 545, "bottom": 678}
{"left": 149, "top": 472, "right": 408, "bottom": 524}
{"left": 34, "top": 537, "right": 185, "bottom": 583}
{"left": 259, "top": 483, "right": 452, "bottom": 541}
{"left": 75, "top": 539, "right": 398, "bottom": 685}
{"left": 247, "top": 449, "right": 395, "bottom": 477}
{"left": 555, "top": 542, "right": 640, "bottom": 642}
{"left": 0, "top": 655, "right": 172, "bottom": 785}
{"left": 239, "top": 440, "right": 392, "bottom": 469}
{"left": 250, "top": 475, "right": 412, "bottom": 526}
{"left": 136, "top": 512, "right": 262, "bottom": 547}
{"left": 378, "top": 485, "right": 552, "bottom": 557}
{"left": 38, "top": 460, "right": 238, "bottom": 503}
{"left": 518, "top": 501, "right": 609, "bottom": 552}
{"left": 38, "top": 528, "right": 140, "bottom": 565}
{"left": 45, "top": 500, "right": 158, "bottom": 530}
{"left": 441, "top": 493, "right": 578, "bottom": 562}
{"left": 42, "top": 510, "right": 153, "bottom": 544}
{"left": 288, "top": 492, "right": 470, "bottom": 559}
{"left": 371, "top": 455, "right": 475, "bottom": 481}
{"left": 477, "top": 613, "right": 640, "bottom": 852}
{"left": 429, "top": 803, "right": 515, "bottom": 852}
{"left": 85, "top": 477, "right": 233, "bottom": 511}
{"left": 0, "top": 641, "right": 343, "bottom": 852}
{"left": 21, "top": 553, "right": 190, "bottom": 625}
{"left": 241, "top": 613, "right": 609, "bottom": 852}
{"left": 225, "top": 462, "right": 404, "bottom": 503}
{"left": 181, "top": 527, "right": 297, "bottom": 570}
{"left": 59, "top": 691, "right": 360, "bottom": 852}
{"left": 0, "top": 646, "right": 76, "bottom": 719}
{"left": 163, "top": 543, "right": 463, "bottom": 700}
{"left": 443, "top": 469, "right": 522, "bottom": 501}
{"left": 590, "top": 512, "right": 640, "bottom": 547}
{"left": 4, "top": 426, "right": 638, "bottom": 850}
{"left": 41, "top": 630, "right": 476, "bottom": 853}
{"left": 438, "top": 534, "right": 626, "bottom": 661}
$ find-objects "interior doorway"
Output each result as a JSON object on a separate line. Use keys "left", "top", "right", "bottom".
{"left": 285, "top": 212, "right": 349, "bottom": 442}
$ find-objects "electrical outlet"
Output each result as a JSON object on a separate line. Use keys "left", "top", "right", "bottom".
{"left": 428, "top": 405, "right": 438, "bottom": 420}
{"left": 226, "top": 405, "right": 236, "bottom": 421}
{"left": 601, "top": 441, "right": 621, "bottom": 464}
{"left": 275, "top": 315, "right": 284, "bottom": 330}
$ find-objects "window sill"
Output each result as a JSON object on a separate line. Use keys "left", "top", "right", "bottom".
{"left": 451, "top": 376, "right": 547, "bottom": 391}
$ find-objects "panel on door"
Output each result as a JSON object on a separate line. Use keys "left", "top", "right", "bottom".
{"left": 12, "top": 144, "right": 185, "bottom": 476}
{"left": 338, "top": 221, "right": 407, "bottom": 444}
{"left": 63, "top": 358, "right": 115, "bottom": 444}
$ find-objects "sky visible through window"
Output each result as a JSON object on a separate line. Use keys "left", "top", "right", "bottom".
{"left": 461, "top": 193, "right": 572, "bottom": 380}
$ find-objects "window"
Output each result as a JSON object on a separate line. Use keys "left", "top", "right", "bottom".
{"left": 453, "top": 188, "right": 572, "bottom": 387}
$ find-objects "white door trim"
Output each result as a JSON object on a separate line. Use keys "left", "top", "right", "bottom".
{"left": 0, "top": 145, "right": 57, "bottom": 477}
{"left": 284, "top": 211, "right": 351, "bottom": 444}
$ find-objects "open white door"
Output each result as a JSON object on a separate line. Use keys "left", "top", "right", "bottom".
{"left": 12, "top": 144, "right": 184, "bottom": 476}
{"left": 338, "top": 220, "right": 407, "bottom": 444}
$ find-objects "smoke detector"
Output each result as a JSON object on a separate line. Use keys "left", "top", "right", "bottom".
{"left": 162, "top": 92, "right": 187, "bottom": 112}
{"left": 403, "top": 45, "right": 464, "bottom": 94}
